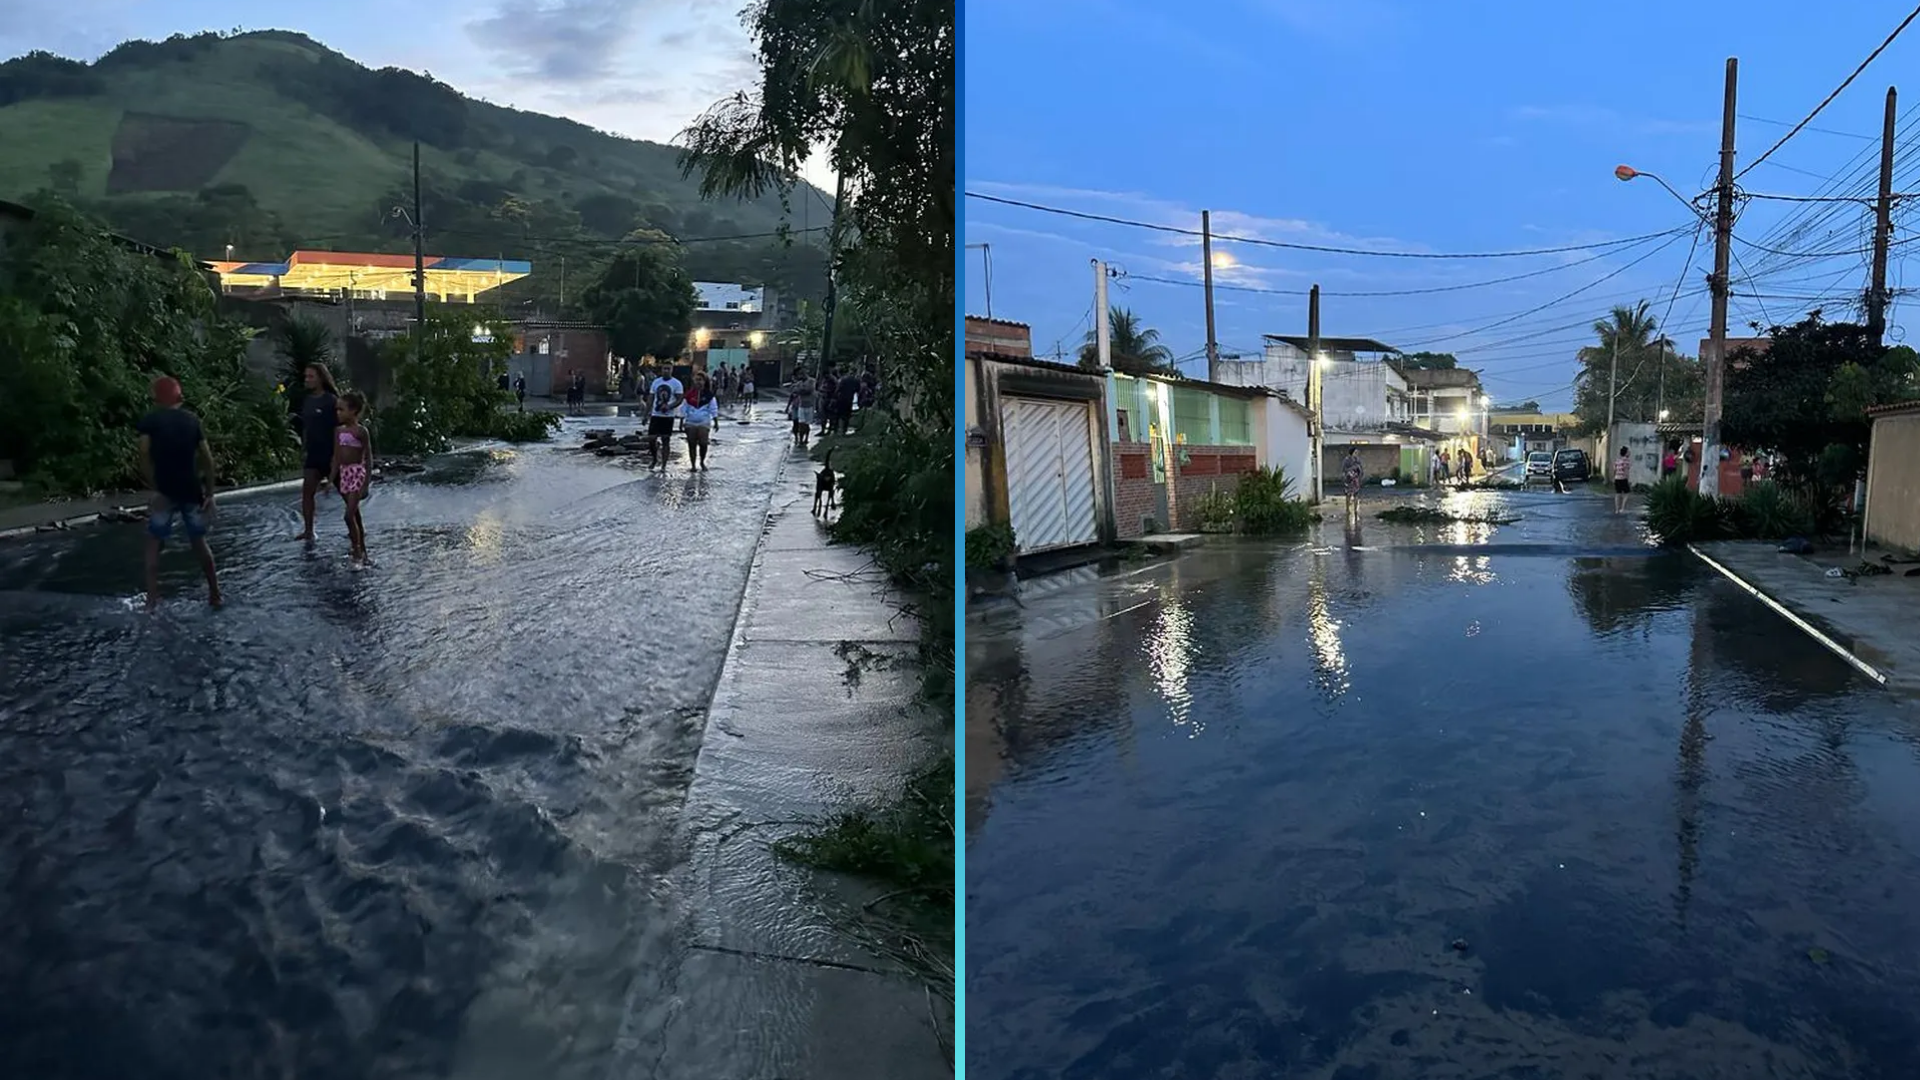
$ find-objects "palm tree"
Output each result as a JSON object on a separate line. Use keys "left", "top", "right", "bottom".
{"left": 1079, "top": 307, "right": 1177, "bottom": 375}
{"left": 1574, "top": 300, "right": 1664, "bottom": 429}
{"left": 274, "top": 314, "right": 337, "bottom": 412}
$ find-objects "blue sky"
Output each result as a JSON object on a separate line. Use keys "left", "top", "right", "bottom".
{"left": 0, "top": 0, "right": 835, "bottom": 188}
{"left": 964, "top": 0, "right": 1920, "bottom": 409}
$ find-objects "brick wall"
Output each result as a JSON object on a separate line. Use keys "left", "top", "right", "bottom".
{"left": 1113, "top": 444, "right": 1156, "bottom": 538}
{"left": 1172, "top": 444, "right": 1259, "bottom": 530}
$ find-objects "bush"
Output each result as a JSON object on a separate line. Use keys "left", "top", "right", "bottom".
{"left": 1728, "top": 480, "right": 1816, "bottom": 540}
{"left": 965, "top": 522, "right": 1016, "bottom": 570}
{"left": 1234, "top": 464, "right": 1317, "bottom": 536}
{"left": 1193, "top": 489, "right": 1237, "bottom": 533}
{"left": 1645, "top": 475, "right": 1732, "bottom": 545}
{"left": 0, "top": 197, "right": 298, "bottom": 496}
{"left": 378, "top": 310, "right": 532, "bottom": 453}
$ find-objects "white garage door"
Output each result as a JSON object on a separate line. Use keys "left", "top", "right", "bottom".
{"left": 1001, "top": 397, "right": 1099, "bottom": 554}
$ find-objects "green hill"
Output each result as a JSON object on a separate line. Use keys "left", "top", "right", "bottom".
{"left": 0, "top": 30, "right": 831, "bottom": 305}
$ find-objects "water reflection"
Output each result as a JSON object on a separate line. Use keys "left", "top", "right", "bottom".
{"left": 966, "top": 496, "right": 1920, "bottom": 1078}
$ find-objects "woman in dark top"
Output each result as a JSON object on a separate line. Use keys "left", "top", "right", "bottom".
{"left": 295, "top": 363, "right": 339, "bottom": 543}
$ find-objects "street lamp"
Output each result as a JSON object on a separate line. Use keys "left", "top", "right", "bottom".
{"left": 1615, "top": 165, "right": 1711, "bottom": 224}
{"left": 1659, "top": 408, "right": 1671, "bottom": 421}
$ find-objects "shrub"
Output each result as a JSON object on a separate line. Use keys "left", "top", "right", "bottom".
{"left": 965, "top": 522, "right": 1016, "bottom": 570}
{"left": 492, "top": 410, "right": 562, "bottom": 442}
{"left": 1193, "top": 489, "right": 1237, "bottom": 533}
{"left": 1645, "top": 475, "right": 1731, "bottom": 545}
{"left": 1234, "top": 464, "right": 1317, "bottom": 536}
{"left": 0, "top": 197, "right": 298, "bottom": 496}
{"left": 1728, "top": 480, "right": 1816, "bottom": 540}
{"left": 378, "top": 310, "right": 521, "bottom": 453}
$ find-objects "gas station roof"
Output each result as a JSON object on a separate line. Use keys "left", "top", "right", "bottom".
{"left": 209, "top": 250, "right": 531, "bottom": 299}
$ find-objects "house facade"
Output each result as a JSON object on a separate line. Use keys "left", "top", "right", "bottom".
{"left": 1107, "top": 372, "right": 1312, "bottom": 536}
{"left": 1403, "top": 366, "right": 1489, "bottom": 456}
{"left": 965, "top": 351, "right": 1114, "bottom": 556}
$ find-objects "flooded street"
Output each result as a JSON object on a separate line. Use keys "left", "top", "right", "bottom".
{"left": 0, "top": 414, "right": 792, "bottom": 1079}
{"left": 966, "top": 488, "right": 1920, "bottom": 1079}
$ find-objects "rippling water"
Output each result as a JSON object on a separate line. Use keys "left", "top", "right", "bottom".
{"left": 966, "top": 489, "right": 1920, "bottom": 1079}
{"left": 0, "top": 415, "right": 792, "bottom": 1079}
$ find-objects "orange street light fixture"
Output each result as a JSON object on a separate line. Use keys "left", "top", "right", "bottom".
{"left": 1616, "top": 164, "right": 1710, "bottom": 224}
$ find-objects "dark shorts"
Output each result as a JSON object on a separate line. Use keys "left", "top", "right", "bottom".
{"left": 1614, "top": 478, "right": 1631, "bottom": 494}
{"left": 304, "top": 449, "right": 331, "bottom": 475}
{"left": 147, "top": 497, "right": 208, "bottom": 542}
{"left": 648, "top": 416, "right": 677, "bottom": 438}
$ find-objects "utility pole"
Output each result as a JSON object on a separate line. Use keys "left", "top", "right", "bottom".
{"left": 818, "top": 169, "right": 848, "bottom": 374}
{"left": 1656, "top": 337, "right": 1669, "bottom": 421}
{"left": 1700, "top": 57, "right": 1738, "bottom": 499}
{"left": 965, "top": 243, "right": 994, "bottom": 318}
{"left": 1092, "top": 259, "right": 1111, "bottom": 368}
{"left": 1202, "top": 210, "right": 1220, "bottom": 382}
{"left": 1307, "top": 284, "right": 1323, "bottom": 504}
{"left": 412, "top": 142, "right": 426, "bottom": 343}
{"left": 1871, "top": 85, "right": 1898, "bottom": 342}
{"left": 1604, "top": 332, "right": 1619, "bottom": 467}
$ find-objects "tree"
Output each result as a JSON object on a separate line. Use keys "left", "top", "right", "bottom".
{"left": 1570, "top": 300, "right": 1702, "bottom": 432}
{"left": 273, "top": 314, "right": 337, "bottom": 410}
{"left": 1398, "top": 350, "right": 1457, "bottom": 370}
{"left": 1721, "top": 314, "right": 1920, "bottom": 488}
{"left": 579, "top": 230, "right": 697, "bottom": 361}
{"left": 1078, "top": 307, "right": 1176, "bottom": 375}
{"left": 46, "top": 159, "right": 82, "bottom": 195}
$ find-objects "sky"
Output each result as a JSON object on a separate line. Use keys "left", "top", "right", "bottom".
{"left": 964, "top": 0, "right": 1920, "bottom": 410}
{"left": 0, "top": 0, "right": 835, "bottom": 190}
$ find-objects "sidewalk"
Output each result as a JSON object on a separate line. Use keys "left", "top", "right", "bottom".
{"left": 660, "top": 458, "right": 951, "bottom": 1077}
{"left": 1692, "top": 540, "right": 1920, "bottom": 698}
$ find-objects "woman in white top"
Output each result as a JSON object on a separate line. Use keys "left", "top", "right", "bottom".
{"left": 684, "top": 371, "right": 719, "bottom": 471}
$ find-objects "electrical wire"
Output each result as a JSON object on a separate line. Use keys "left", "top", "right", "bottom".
{"left": 1736, "top": 2, "right": 1920, "bottom": 181}
{"left": 965, "top": 191, "right": 1693, "bottom": 259}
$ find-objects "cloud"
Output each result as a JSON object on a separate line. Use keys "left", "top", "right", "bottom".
{"left": 1509, "top": 104, "right": 1714, "bottom": 138}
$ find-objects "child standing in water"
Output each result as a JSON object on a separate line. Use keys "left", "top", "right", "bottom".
{"left": 331, "top": 391, "right": 374, "bottom": 564}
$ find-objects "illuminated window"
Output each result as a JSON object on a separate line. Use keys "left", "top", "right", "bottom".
{"left": 1172, "top": 387, "right": 1213, "bottom": 445}
{"left": 1216, "top": 397, "right": 1252, "bottom": 445}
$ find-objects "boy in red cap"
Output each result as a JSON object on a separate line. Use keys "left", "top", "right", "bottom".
{"left": 136, "top": 375, "right": 222, "bottom": 609}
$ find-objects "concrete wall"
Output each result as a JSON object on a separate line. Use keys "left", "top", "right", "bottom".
{"left": 1111, "top": 444, "right": 1157, "bottom": 537}
{"left": 964, "top": 360, "right": 987, "bottom": 529}
{"left": 1608, "top": 422, "right": 1663, "bottom": 488}
{"left": 1866, "top": 410, "right": 1920, "bottom": 552}
{"left": 1254, "top": 398, "right": 1313, "bottom": 493}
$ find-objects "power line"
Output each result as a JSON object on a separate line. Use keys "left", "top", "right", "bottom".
{"left": 1737, "top": 3, "right": 1920, "bottom": 180}
{"left": 965, "top": 191, "right": 1693, "bottom": 259}
{"left": 1118, "top": 232, "right": 1683, "bottom": 300}
{"left": 1739, "top": 113, "right": 1876, "bottom": 141}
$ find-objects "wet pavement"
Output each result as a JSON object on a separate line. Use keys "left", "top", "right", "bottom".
{"left": 965, "top": 487, "right": 1920, "bottom": 1079}
{"left": 0, "top": 414, "right": 795, "bottom": 1079}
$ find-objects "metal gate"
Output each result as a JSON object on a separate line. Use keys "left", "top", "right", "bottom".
{"left": 1001, "top": 397, "right": 1099, "bottom": 554}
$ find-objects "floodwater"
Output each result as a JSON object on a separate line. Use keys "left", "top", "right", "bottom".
{"left": 966, "top": 488, "right": 1920, "bottom": 1079}
{"left": 0, "top": 414, "right": 789, "bottom": 1079}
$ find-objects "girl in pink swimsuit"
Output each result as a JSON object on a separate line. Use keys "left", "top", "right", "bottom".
{"left": 331, "top": 391, "right": 374, "bottom": 563}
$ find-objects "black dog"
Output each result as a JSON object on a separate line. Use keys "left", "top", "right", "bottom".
{"left": 813, "top": 449, "right": 837, "bottom": 515}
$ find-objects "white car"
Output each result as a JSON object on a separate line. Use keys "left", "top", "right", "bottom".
{"left": 1525, "top": 451, "right": 1552, "bottom": 480}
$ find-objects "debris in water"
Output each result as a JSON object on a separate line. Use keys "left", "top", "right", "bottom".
{"left": 1808, "top": 947, "right": 1831, "bottom": 965}
{"left": 1450, "top": 938, "right": 1470, "bottom": 953}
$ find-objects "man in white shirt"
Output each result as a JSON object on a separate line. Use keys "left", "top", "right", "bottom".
{"left": 647, "top": 368, "right": 684, "bottom": 470}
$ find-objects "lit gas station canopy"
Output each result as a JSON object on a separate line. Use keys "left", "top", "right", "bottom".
{"left": 209, "top": 250, "right": 531, "bottom": 302}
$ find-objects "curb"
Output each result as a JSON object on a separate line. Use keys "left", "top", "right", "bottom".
{"left": 1687, "top": 543, "right": 1890, "bottom": 687}
{"left": 0, "top": 476, "right": 306, "bottom": 542}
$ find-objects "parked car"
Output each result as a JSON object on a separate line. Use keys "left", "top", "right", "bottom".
{"left": 1552, "top": 447, "right": 1591, "bottom": 485}
{"left": 1525, "top": 451, "right": 1552, "bottom": 481}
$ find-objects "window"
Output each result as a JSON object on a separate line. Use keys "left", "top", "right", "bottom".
{"left": 1216, "top": 397, "right": 1252, "bottom": 445}
{"left": 1172, "top": 386, "right": 1213, "bottom": 445}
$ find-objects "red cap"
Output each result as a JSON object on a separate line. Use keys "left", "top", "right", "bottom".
{"left": 152, "top": 376, "right": 183, "bottom": 405}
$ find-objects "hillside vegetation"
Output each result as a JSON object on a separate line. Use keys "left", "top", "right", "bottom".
{"left": 0, "top": 30, "right": 832, "bottom": 308}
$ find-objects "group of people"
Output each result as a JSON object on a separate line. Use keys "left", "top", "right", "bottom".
{"left": 784, "top": 366, "right": 879, "bottom": 445}
{"left": 1427, "top": 447, "right": 1479, "bottom": 487}
{"left": 138, "top": 362, "right": 373, "bottom": 610}
{"left": 643, "top": 367, "right": 721, "bottom": 471}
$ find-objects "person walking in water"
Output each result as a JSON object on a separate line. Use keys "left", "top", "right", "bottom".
{"left": 1342, "top": 447, "right": 1365, "bottom": 515}
{"left": 1456, "top": 447, "right": 1473, "bottom": 486}
{"left": 137, "top": 376, "right": 221, "bottom": 610}
{"left": 1613, "top": 445, "right": 1633, "bottom": 513}
{"left": 683, "top": 370, "right": 718, "bottom": 471}
{"left": 295, "top": 363, "right": 339, "bottom": 543}
{"left": 332, "top": 391, "right": 374, "bottom": 565}
{"left": 647, "top": 365, "right": 684, "bottom": 470}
